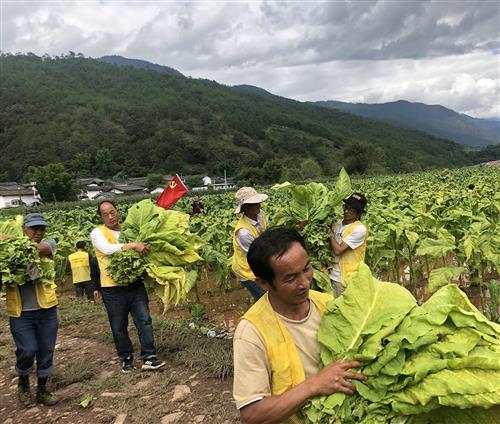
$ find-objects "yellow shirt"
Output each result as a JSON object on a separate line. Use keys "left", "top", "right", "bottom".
{"left": 67, "top": 251, "right": 91, "bottom": 283}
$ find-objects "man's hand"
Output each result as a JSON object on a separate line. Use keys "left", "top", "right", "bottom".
{"left": 123, "top": 242, "right": 149, "bottom": 257}
{"left": 93, "top": 291, "right": 101, "bottom": 302}
{"left": 297, "top": 220, "right": 309, "bottom": 231}
{"left": 133, "top": 242, "right": 149, "bottom": 256}
{"left": 309, "top": 360, "right": 366, "bottom": 396}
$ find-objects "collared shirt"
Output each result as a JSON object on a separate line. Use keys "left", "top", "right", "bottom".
{"left": 235, "top": 214, "right": 268, "bottom": 253}
{"left": 90, "top": 227, "right": 123, "bottom": 256}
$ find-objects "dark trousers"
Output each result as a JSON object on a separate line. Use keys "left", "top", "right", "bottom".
{"left": 9, "top": 307, "right": 59, "bottom": 378}
{"left": 101, "top": 281, "right": 156, "bottom": 360}
{"left": 241, "top": 280, "right": 266, "bottom": 301}
{"left": 74, "top": 281, "right": 93, "bottom": 300}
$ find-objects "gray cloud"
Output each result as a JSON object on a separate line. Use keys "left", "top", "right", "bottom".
{"left": 1, "top": 1, "right": 498, "bottom": 118}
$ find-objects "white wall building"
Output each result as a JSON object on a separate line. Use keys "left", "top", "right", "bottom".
{"left": 0, "top": 188, "right": 42, "bottom": 208}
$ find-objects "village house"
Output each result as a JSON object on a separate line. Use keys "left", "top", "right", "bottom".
{"left": 0, "top": 183, "right": 42, "bottom": 208}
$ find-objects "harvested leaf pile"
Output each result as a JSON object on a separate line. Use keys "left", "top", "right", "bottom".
{"left": 108, "top": 200, "right": 202, "bottom": 311}
{"left": 0, "top": 216, "right": 55, "bottom": 286}
{"left": 271, "top": 168, "right": 352, "bottom": 291}
{"left": 304, "top": 264, "right": 500, "bottom": 423}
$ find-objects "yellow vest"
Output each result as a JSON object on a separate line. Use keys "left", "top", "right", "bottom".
{"left": 339, "top": 221, "right": 367, "bottom": 286}
{"left": 242, "top": 290, "right": 332, "bottom": 424}
{"left": 68, "top": 251, "right": 91, "bottom": 284}
{"left": 5, "top": 259, "right": 58, "bottom": 318}
{"left": 231, "top": 214, "right": 268, "bottom": 281}
{"left": 94, "top": 225, "right": 120, "bottom": 288}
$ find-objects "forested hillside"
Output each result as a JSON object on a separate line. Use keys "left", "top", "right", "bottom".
{"left": 1, "top": 53, "right": 496, "bottom": 183}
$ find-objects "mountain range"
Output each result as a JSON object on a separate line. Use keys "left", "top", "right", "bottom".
{"left": 98, "top": 56, "right": 499, "bottom": 148}
{"left": 0, "top": 53, "right": 498, "bottom": 185}
{"left": 312, "top": 100, "right": 499, "bottom": 148}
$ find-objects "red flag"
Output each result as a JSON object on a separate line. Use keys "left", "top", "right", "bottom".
{"left": 156, "top": 174, "right": 188, "bottom": 209}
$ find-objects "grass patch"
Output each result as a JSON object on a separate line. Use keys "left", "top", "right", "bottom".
{"left": 152, "top": 315, "right": 234, "bottom": 379}
{"left": 51, "top": 362, "right": 96, "bottom": 389}
{"left": 57, "top": 297, "right": 107, "bottom": 327}
{"left": 180, "top": 337, "right": 233, "bottom": 379}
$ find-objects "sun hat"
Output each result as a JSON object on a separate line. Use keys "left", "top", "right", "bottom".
{"left": 23, "top": 212, "right": 49, "bottom": 227}
{"left": 343, "top": 192, "right": 367, "bottom": 212}
{"left": 234, "top": 187, "right": 268, "bottom": 213}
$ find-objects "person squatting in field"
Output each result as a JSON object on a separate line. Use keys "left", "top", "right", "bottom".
{"left": 91, "top": 200, "right": 165, "bottom": 373}
{"left": 328, "top": 192, "right": 368, "bottom": 297}
{"left": 233, "top": 227, "right": 366, "bottom": 424}
{"left": 0, "top": 213, "right": 59, "bottom": 407}
{"left": 231, "top": 187, "right": 269, "bottom": 301}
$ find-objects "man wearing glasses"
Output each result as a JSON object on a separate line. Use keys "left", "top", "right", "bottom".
{"left": 91, "top": 200, "right": 165, "bottom": 374}
{"left": 328, "top": 193, "right": 368, "bottom": 297}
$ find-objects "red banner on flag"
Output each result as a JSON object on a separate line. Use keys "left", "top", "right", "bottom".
{"left": 155, "top": 174, "right": 188, "bottom": 209}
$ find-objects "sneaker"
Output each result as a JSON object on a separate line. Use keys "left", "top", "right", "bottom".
{"left": 36, "top": 387, "right": 58, "bottom": 406}
{"left": 17, "top": 384, "right": 32, "bottom": 407}
{"left": 141, "top": 356, "right": 165, "bottom": 371}
{"left": 122, "top": 355, "right": 135, "bottom": 373}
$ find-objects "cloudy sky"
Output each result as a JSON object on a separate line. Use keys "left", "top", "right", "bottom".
{"left": 2, "top": 0, "right": 499, "bottom": 118}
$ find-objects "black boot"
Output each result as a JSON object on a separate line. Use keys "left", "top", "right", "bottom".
{"left": 36, "top": 377, "right": 58, "bottom": 406}
{"left": 17, "top": 375, "right": 32, "bottom": 407}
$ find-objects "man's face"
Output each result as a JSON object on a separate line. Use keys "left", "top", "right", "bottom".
{"left": 243, "top": 203, "right": 261, "bottom": 220}
{"left": 343, "top": 204, "right": 360, "bottom": 221}
{"left": 99, "top": 202, "right": 120, "bottom": 230}
{"left": 265, "top": 242, "right": 313, "bottom": 307}
{"left": 23, "top": 225, "right": 46, "bottom": 243}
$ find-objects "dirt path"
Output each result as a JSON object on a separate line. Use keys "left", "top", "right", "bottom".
{"left": 0, "top": 301, "right": 240, "bottom": 424}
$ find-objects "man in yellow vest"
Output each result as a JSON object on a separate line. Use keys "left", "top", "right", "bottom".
{"left": 233, "top": 228, "right": 366, "bottom": 423}
{"left": 0, "top": 213, "right": 59, "bottom": 407}
{"left": 91, "top": 200, "right": 165, "bottom": 373}
{"left": 329, "top": 192, "right": 368, "bottom": 297}
{"left": 231, "top": 186, "right": 269, "bottom": 300}
{"left": 67, "top": 241, "right": 94, "bottom": 301}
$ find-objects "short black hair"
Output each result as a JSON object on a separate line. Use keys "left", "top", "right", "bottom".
{"left": 247, "top": 227, "right": 307, "bottom": 287}
{"left": 97, "top": 200, "right": 117, "bottom": 215}
{"left": 76, "top": 240, "right": 86, "bottom": 250}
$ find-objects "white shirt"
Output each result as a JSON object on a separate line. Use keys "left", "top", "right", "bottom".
{"left": 90, "top": 227, "right": 123, "bottom": 256}
{"left": 329, "top": 220, "right": 367, "bottom": 283}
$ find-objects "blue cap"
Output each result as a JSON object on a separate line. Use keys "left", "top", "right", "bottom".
{"left": 23, "top": 213, "right": 48, "bottom": 227}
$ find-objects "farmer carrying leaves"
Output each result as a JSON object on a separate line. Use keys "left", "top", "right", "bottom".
{"left": 233, "top": 228, "right": 366, "bottom": 423}
{"left": 90, "top": 200, "right": 165, "bottom": 373}
{"left": 1, "top": 213, "right": 59, "bottom": 407}
{"left": 328, "top": 192, "right": 368, "bottom": 297}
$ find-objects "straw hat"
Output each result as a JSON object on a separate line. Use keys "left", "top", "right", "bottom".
{"left": 234, "top": 187, "right": 268, "bottom": 213}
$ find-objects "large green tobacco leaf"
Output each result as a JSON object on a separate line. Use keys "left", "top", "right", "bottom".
{"left": 0, "top": 215, "right": 23, "bottom": 236}
{"left": 416, "top": 238, "right": 455, "bottom": 259}
{"left": 108, "top": 200, "right": 202, "bottom": 311}
{"left": 304, "top": 264, "right": 500, "bottom": 423}
{"left": 428, "top": 266, "right": 466, "bottom": 294}
{"left": 412, "top": 405, "right": 500, "bottom": 424}
{"left": 271, "top": 168, "right": 352, "bottom": 269}
{"left": 318, "top": 264, "right": 416, "bottom": 363}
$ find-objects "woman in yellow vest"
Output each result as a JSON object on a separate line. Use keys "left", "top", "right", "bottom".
{"left": 67, "top": 240, "right": 94, "bottom": 300}
{"left": 329, "top": 192, "right": 368, "bottom": 297}
{"left": 0, "top": 213, "right": 59, "bottom": 407}
{"left": 233, "top": 228, "right": 366, "bottom": 424}
{"left": 231, "top": 186, "right": 269, "bottom": 300}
